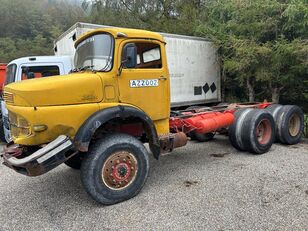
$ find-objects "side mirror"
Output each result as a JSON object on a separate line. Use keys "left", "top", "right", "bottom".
{"left": 124, "top": 43, "right": 137, "bottom": 68}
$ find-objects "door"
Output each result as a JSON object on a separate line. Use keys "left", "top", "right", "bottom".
{"left": 117, "top": 40, "right": 170, "bottom": 121}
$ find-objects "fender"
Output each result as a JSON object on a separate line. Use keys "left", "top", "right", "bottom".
{"left": 74, "top": 105, "right": 161, "bottom": 159}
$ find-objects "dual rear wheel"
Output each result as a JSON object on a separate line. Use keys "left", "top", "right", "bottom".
{"left": 229, "top": 109, "right": 275, "bottom": 154}
{"left": 229, "top": 105, "right": 304, "bottom": 154}
{"left": 266, "top": 104, "right": 304, "bottom": 145}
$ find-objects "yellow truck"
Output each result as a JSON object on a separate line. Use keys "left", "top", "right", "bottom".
{"left": 2, "top": 27, "right": 304, "bottom": 205}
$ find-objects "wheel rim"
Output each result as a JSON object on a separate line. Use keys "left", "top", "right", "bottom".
{"left": 288, "top": 114, "right": 301, "bottom": 137}
{"left": 102, "top": 151, "right": 138, "bottom": 190}
{"left": 256, "top": 119, "right": 272, "bottom": 145}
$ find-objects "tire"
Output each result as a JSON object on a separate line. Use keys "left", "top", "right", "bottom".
{"left": 190, "top": 131, "right": 215, "bottom": 142}
{"left": 265, "top": 104, "right": 283, "bottom": 121}
{"left": 64, "top": 152, "right": 84, "bottom": 170}
{"left": 81, "top": 133, "right": 149, "bottom": 205}
{"left": 228, "top": 108, "right": 253, "bottom": 151}
{"left": 0, "top": 120, "right": 6, "bottom": 143}
{"left": 276, "top": 105, "right": 304, "bottom": 145}
{"left": 241, "top": 109, "right": 275, "bottom": 154}
{"left": 265, "top": 104, "right": 283, "bottom": 141}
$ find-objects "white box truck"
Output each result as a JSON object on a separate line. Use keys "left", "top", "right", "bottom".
{"left": 54, "top": 22, "right": 221, "bottom": 107}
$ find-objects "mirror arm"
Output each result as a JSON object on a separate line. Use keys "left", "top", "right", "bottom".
{"left": 117, "top": 60, "right": 126, "bottom": 76}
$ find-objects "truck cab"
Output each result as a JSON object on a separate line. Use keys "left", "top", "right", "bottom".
{"left": 1, "top": 56, "right": 73, "bottom": 142}
{"left": 2, "top": 28, "right": 176, "bottom": 204}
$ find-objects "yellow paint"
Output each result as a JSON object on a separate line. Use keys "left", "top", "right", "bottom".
{"left": 5, "top": 73, "right": 104, "bottom": 107}
{"left": 104, "top": 86, "right": 116, "bottom": 100}
{"left": 4, "top": 27, "right": 171, "bottom": 146}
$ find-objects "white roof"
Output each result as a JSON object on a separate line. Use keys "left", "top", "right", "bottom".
{"left": 8, "top": 56, "right": 72, "bottom": 66}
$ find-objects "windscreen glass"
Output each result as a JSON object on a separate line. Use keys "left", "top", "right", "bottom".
{"left": 74, "top": 33, "right": 114, "bottom": 72}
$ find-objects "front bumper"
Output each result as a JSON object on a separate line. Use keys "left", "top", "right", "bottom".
{"left": 2, "top": 135, "right": 74, "bottom": 176}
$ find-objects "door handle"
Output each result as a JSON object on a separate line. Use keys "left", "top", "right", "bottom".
{"left": 158, "top": 76, "right": 167, "bottom": 81}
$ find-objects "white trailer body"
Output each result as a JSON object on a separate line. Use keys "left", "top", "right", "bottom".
{"left": 54, "top": 22, "right": 221, "bottom": 107}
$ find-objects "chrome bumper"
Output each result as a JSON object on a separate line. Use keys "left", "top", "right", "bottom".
{"left": 2, "top": 135, "right": 74, "bottom": 176}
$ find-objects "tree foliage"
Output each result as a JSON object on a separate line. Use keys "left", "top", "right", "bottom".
{"left": 0, "top": 0, "right": 84, "bottom": 62}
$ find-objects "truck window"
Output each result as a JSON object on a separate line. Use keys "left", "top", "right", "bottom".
{"left": 143, "top": 47, "right": 161, "bottom": 63}
{"left": 5, "top": 64, "right": 17, "bottom": 85}
{"left": 122, "top": 42, "right": 162, "bottom": 69}
{"left": 21, "top": 66, "right": 60, "bottom": 80}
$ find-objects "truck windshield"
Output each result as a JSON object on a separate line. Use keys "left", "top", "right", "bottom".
{"left": 5, "top": 64, "right": 17, "bottom": 85}
{"left": 74, "top": 33, "right": 114, "bottom": 72}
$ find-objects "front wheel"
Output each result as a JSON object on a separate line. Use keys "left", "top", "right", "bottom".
{"left": 81, "top": 133, "right": 149, "bottom": 205}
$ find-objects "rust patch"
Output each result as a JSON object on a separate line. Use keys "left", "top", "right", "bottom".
{"left": 159, "top": 132, "right": 187, "bottom": 153}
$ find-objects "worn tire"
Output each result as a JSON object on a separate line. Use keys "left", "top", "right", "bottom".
{"left": 190, "top": 131, "right": 215, "bottom": 142}
{"left": 64, "top": 152, "right": 84, "bottom": 170}
{"left": 228, "top": 108, "right": 253, "bottom": 151}
{"left": 0, "top": 120, "right": 6, "bottom": 143}
{"left": 241, "top": 109, "right": 275, "bottom": 154}
{"left": 81, "top": 133, "right": 149, "bottom": 205}
{"left": 265, "top": 104, "right": 283, "bottom": 121}
{"left": 276, "top": 105, "right": 304, "bottom": 145}
{"left": 265, "top": 104, "right": 283, "bottom": 141}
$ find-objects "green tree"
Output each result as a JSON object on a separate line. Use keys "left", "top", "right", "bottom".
{"left": 0, "top": 0, "right": 85, "bottom": 63}
{"left": 196, "top": 0, "right": 308, "bottom": 103}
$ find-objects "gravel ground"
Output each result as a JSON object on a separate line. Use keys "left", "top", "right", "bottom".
{"left": 0, "top": 136, "right": 307, "bottom": 231}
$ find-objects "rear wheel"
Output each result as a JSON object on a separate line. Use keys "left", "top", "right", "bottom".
{"left": 265, "top": 104, "right": 283, "bottom": 141}
{"left": 276, "top": 105, "right": 304, "bottom": 145}
{"left": 81, "top": 133, "right": 149, "bottom": 205}
{"left": 228, "top": 108, "right": 253, "bottom": 151}
{"left": 241, "top": 109, "right": 275, "bottom": 154}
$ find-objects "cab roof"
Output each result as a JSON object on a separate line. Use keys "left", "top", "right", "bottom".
{"left": 75, "top": 27, "right": 165, "bottom": 48}
{"left": 7, "top": 56, "right": 72, "bottom": 66}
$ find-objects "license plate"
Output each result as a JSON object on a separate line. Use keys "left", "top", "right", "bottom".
{"left": 130, "top": 79, "right": 159, "bottom": 88}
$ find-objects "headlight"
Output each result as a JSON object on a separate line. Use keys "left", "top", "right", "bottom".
{"left": 8, "top": 112, "right": 31, "bottom": 138}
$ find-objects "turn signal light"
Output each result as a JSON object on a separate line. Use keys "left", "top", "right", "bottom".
{"left": 33, "top": 125, "right": 48, "bottom": 132}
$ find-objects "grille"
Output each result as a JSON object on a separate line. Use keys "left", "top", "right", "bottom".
{"left": 3, "top": 92, "right": 14, "bottom": 104}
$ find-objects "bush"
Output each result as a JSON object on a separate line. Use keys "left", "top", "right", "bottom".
{"left": 304, "top": 115, "right": 308, "bottom": 138}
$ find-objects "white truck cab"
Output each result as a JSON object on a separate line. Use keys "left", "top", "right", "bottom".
{"left": 1, "top": 56, "right": 73, "bottom": 142}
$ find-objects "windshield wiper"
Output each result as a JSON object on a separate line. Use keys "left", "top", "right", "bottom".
{"left": 78, "top": 65, "right": 95, "bottom": 71}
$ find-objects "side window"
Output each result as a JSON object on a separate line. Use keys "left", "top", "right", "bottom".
{"left": 122, "top": 42, "right": 162, "bottom": 69}
{"left": 143, "top": 47, "right": 161, "bottom": 63}
{"left": 21, "top": 66, "right": 60, "bottom": 80}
